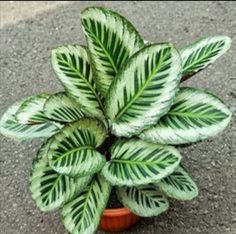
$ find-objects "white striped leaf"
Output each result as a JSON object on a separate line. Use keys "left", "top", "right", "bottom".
{"left": 0, "top": 101, "right": 58, "bottom": 141}
{"left": 30, "top": 140, "right": 91, "bottom": 211}
{"left": 101, "top": 139, "right": 181, "bottom": 186}
{"left": 117, "top": 185, "right": 169, "bottom": 217}
{"left": 181, "top": 36, "right": 231, "bottom": 76}
{"left": 155, "top": 165, "right": 198, "bottom": 200}
{"left": 44, "top": 92, "right": 86, "bottom": 123}
{"left": 140, "top": 87, "right": 232, "bottom": 145}
{"left": 16, "top": 93, "right": 50, "bottom": 124}
{"left": 51, "top": 45, "right": 104, "bottom": 119}
{"left": 81, "top": 7, "right": 144, "bottom": 96}
{"left": 61, "top": 174, "right": 112, "bottom": 234}
{"left": 48, "top": 119, "right": 106, "bottom": 177}
{"left": 105, "top": 43, "right": 182, "bottom": 137}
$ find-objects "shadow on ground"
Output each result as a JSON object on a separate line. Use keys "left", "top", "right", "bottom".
{"left": 0, "top": 1, "right": 235, "bottom": 234}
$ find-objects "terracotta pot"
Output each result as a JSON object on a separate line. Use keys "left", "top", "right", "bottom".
{"left": 100, "top": 207, "right": 140, "bottom": 232}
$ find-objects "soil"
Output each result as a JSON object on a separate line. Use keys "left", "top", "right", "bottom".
{"left": 106, "top": 188, "right": 123, "bottom": 209}
{"left": 97, "top": 134, "right": 117, "bottom": 160}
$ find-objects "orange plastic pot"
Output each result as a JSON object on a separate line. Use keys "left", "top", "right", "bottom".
{"left": 100, "top": 207, "right": 140, "bottom": 232}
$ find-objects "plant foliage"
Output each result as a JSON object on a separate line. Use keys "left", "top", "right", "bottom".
{"left": 0, "top": 6, "right": 232, "bottom": 234}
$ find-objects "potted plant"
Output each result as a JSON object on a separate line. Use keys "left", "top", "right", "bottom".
{"left": 0, "top": 6, "right": 232, "bottom": 234}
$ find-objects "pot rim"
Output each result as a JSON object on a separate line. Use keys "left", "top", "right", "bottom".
{"left": 103, "top": 207, "right": 132, "bottom": 216}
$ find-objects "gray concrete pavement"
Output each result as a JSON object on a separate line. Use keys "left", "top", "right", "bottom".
{"left": 0, "top": 1, "right": 69, "bottom": 28}
{"left": 0, "top": 1, "right": 236, "bottom": 234}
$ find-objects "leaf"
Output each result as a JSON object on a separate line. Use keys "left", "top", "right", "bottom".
{"left": 61, "top": 174, "right": 111, "bottom": 234}
{"left": 81, "top": 7, "right": 144, "bottom": 96}
{"left": 30, "top": 140, "right": 91, "bottom": 211}
{"left": 51, "top": 45, "right": 104, "bottom": 119}
{"left": 101, "top": 139, "right": 181, "bottom": 186}
{"left": 105, "top": 43, "right": 182, "bottom": 137}
{"left": 16, "top": 93, "right": 50, "bottom": 124}
{"left": 117, "top": 185, "right": 169, "bottom": 217}
{"left": 44, "top": 92, "right": 86, "bottom": 123}
{"left": 140, "top": 87, "right": 232, "bottom": 145}
{"left": 0, "top": 101, "right": 58, "bottom": 141}
{"left": 181, "top": 36, "right": 231, "bottom": 76}
{"left": 48, "top": 119, "right": 106, "bottom": 177}
{"left": 155, "top": 165, "right": 198, "bottom": 200}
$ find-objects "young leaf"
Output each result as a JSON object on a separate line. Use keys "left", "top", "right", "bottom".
{"left": 140, "top": 87, "right": 232, "bottom": 145}
{"left": 117, "top": 185, "right": 169, "bottom": 217}
{"left": 51, "top": 45, "right": 104, "bottom": 119}
{"left": 155, "top": 165, "right": 198, "bottom": 200}
{"left": 181, "top": 36, "right": 231, "bottom": 76}
{"left": 81, "top": 7, "right": 144, "bottom": 96}
{"left": 61, "top": 174, "right": 112, "bottom": 234}
{"left": 48, "top": 119, "right": 106, "bottom": 177}
{"left": 30, "top": 140, "right": 91, "bottom": 211}
{"left": 44, "top": 92, "right": 86, "bottom": 123}
{"left": 0, "top": 101, "right": 58, "bottom": 141}
{"left": 16, "top": 93, "right": 50, "bottom": 124}
{"left": 105, "top": 43, "right": 182, "bottom": 137}
{"left": 101, "top": 139, "right": 181, "bottom": 186}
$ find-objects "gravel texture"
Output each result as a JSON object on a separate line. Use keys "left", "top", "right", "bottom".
{"left": 0, "top": 1, "right": 236, "bottom": 234}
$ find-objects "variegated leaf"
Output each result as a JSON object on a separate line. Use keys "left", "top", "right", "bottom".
{"left": 0, "top": 101, "right": 58, "bottom": 141}
{"left": 61, "top": 174, "right": 111, "bottom": 234}
{"left": 155, "top": 165, "right": 198, "bottom": 200}
{"left": 30, "top": 140, "right": 91, "bottom": 211}
{"left": 181, "top": 36, "right": 231, "bottom": 76}
{"left": 105, "top": 43, "right": 182, "bottom": 137}
{"left": 140, "top": 87, "right": 232, "bottom": 145}
{"left": 48, "top": 119, "right": 106, "bottom": 177}
{"left": 44, "top": 92, "right": 86, "bottom": 123}
{"left": 101, "top": 139, "right": 181, "bottom": 186}
{"left": 16, "top": 93, "right": 50, "bottom": 124}
{"left": 51, "top": 45, "right": 104, "bottom": 119}
{"left": 81, "top": 7, "right": 144, "bottom": 96}
{"left": 117, "top": 185, "right": 169, "bottom": 217}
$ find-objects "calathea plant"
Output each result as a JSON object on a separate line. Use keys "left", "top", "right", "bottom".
{"left": 0, "top": 6, "right": 232, "bottom": 234}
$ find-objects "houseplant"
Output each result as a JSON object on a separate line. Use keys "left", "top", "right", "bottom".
{"left": 0, "top": 6, "right": 232, "bottom": 234}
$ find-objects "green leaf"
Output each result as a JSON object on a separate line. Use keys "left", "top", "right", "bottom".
{"left": 181, "top": 36, "right": 231, "bottom": 76}
{"left": 105, "top": 43, "right": 182, "bottom": 137}
{"left": 48, "top": 119, "right": 106, "bottom": 177}
{"left": 0, "top": 101, "right": 58, "bottom": 141}
{"left": 61, "top": 174, "right": 111, "bottom": 234}
{"left": 81, "top": 7, "right": 144, "bottom": 96}
{"left": 30, "top": 140, "right": 91, "bottom": 211}
{"left": 16, "top": 94, "right": 50, "bottom": 124}
{"left": 140, "top": 87, "right": 232, "bottom": 145}
{"left": 44, "top": 92, "right": 86, "bottom": 123}
{"left": 51, "top": 45, "right": 104, "bottom": 119}
{"left": 117, "top": 185, "right": 169, "bottom": 217}
{"left": 101, "top": 139, "right": 181, "bottom": 186}
{"left": 155, "top": 165, "right": 198, "bottom": 201}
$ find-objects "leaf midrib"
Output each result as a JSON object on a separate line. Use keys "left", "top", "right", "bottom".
{"left": 53, "top": 145, "right": 94, "bottom": 163}
{"left": 84, "top": 25, "right": 118, "bottom": 73}
{"left": 58, "top": 54, "right": 105, "bottom": 113}
{"left": 111, "top": 159, "right": 159, "bottom": 166}
{"left": 79, "top": 179, "right": 97, "bottom": 229}
{"left": 183, "top": 43, "right": 222, "bottom": 73}
{"left": 44, "top": 174, "right": 62, "bottom": 204}
{"left": 168, "top": 110, "right": 223, "bottom": 119}
{"left": 113, "top": 51, "right": 166, "bottom": 122}
{"left": 137, "top": 187, "right": 163, "bottom": 203}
